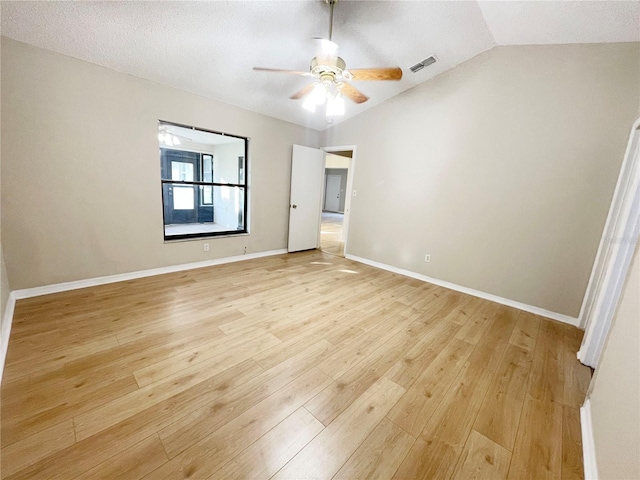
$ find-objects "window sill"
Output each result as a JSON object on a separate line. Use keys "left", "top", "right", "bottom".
{"left": 163, "top": 232, "right": 250, "bottom": 243}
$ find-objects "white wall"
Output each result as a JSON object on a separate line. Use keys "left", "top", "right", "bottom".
{"left": 212, "top": 141, "right": 245, "bottom": 229}
{"left": 1, "top": 37, "right": 320, "bottom": 289}
{"left": 322, "top": 43, "right": 640, "bottom": 317}
{"left": 589, "top": 244, "right": 639, "bottom": 479}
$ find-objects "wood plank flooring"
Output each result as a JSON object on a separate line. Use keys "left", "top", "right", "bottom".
{"left": 320, "top": 212, "right": 344, "bottom": 257}
{"left": 0, "top": 250, "right": 591, "bottom": 479}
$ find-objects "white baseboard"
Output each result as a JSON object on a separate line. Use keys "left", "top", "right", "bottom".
{"left": 1, "top": 248, "right": 577, "bottom": 383}
{"left": 581, "top": 399, "right": 599, "bottom": 480}
{"left": 12, "top": 249, "right": 288, "bottom": 300}
{"left": 0, "top": 248, "right": 287, "bottom": 384}
{"left": 0, "top": 291, "right": 17, "bottom": 383}
{"left": 345, "top": 254, "right": 580, "bottom": 327}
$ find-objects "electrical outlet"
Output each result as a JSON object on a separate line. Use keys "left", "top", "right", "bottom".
{"left": 424, "top": 254, "right": 431, "bottom": 262}
{"left": 244, "top": 246, "right": 247, "bottom": 255}
{"left": 203, "top": 243, "right": 209, "bottom": 252}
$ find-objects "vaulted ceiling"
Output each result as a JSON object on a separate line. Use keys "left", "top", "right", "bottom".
{"left": 2, "top": 1, "right": 638, "bottom": 131}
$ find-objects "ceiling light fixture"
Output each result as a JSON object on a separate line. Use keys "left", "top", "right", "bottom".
{"left": 302, "top": 83, "right": 328, "bottom": 112}
{"left": 326, "top": 93, "right": 345, "bottom": 116}
{"left": 253, "top": 0, "right": 402, "bottom": 119}
{"left": 158, "top": 131, "right": 181, "bottom": 146}
{"left": 301, "top": 81, "right": 346, "bottom": 116}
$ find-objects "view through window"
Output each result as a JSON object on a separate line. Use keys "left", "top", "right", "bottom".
{"left": 159, "top": 121, "right": 248, "bottom": 240}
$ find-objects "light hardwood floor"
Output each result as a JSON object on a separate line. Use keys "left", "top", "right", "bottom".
{"left": 320, "top": 212, "right": 344, "bottom": 257}
{"left": 0, "top": 251, "right": 591, "bottom": 479}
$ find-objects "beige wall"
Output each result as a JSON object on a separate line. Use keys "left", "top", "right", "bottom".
{"left": 0, "top": 33, "right": 6, "bottom": 326}
{"left": 589, "top": 244, "right": 640, "bottom": 479}
{"left": 1, "top": 38, "right": 320, "bottom": 289}
{"left": 2, "top": 37, "right": 638, "bottom": 315}
{"left": 0, "top": 224, "right": 8, "bottom": 333}
{"left": 322, "top": 43, "right": 640, "bottom": 317}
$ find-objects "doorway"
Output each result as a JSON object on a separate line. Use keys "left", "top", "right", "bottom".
{"left": 320, "top": 149, "right": 353, "bottom": 257}
{"left": 161, "top": 149, "right": 202, "bottom": 225}
{"left": 320, "top": 212, "right": 344, "bottom": 256}
{"left": 287, "top": 144, "right": 356, "bottom": 255}
{"left": 324, "top": 174, "right": 343, "bottom": 212}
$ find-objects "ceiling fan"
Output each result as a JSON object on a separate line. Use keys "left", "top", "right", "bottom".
{"left": 253, "top": 0, "right": 402, "bottom": 116}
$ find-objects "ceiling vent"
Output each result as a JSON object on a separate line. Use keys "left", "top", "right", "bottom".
{"left": 410, "top": 56, "right": 437, "bottom": 73}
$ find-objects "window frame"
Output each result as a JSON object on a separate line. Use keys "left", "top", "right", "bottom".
{"left": 200, "top": 154, "right": 214, "bottom": 206}
{"left": 159, "top": 120, "right": 249, "bottom": 242}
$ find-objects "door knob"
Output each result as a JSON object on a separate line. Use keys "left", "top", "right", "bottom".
{"left": 292, "top": 204, "right": 297, "bottom": 209}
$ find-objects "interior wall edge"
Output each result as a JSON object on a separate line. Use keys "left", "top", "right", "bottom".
{"left": 0, "top": 291, "right": 17, "bottom": 384}
{"left": 581, "top": 399, "right": 599, "bottom": 480}
{"left": 345, "top": 253, "right": 580, "bottom": 328}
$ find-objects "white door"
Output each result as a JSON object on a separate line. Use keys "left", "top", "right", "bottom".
{"left": 288, "top": 145, "right": 325, "bottom": 252}
{"left": 324, "top": 174, "right": 341, "bottom": 212}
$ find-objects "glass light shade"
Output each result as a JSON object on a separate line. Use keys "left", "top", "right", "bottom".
{"left": 302, "top": 95, "right": 317, "bottom": 112}
{"left": 326, "top": 94, "right": 345, "bottom": 116}
{"left": 319, "top": 39, "right": 339, "bottom": 57}
{"left": 309, "top": 83, "right": 327, "bottom": 105}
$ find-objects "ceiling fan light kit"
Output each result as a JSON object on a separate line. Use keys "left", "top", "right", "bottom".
{"left": 253, "top": 0, "right": 402, "bottom": 118}
{"left": 158, "top": 129, "right": 181, "bottom": 147}
{"left": 302, "top": 84, "right": 327, "bottom": 112}
{"left": 326, "top": 95, "right": 345, "bottom": 117}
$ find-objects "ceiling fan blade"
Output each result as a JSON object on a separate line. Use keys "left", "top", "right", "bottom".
{"left": 349, "top": 67, "right": 403, "bottom": 81}
{"left": 340, "top": 83, "right": 369, "bottom": 104}
{"left": 290, "top": 84, "right": 316, "bottom": 100}
{"left": 253, "top": 67, "right": 310, "bottom": 76}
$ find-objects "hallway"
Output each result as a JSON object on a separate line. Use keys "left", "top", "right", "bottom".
{"left": 320, "top": 212, "right": 344, "bottom": 256}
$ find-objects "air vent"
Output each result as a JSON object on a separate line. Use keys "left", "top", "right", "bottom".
{"left": 410, "top": 56, "right": 437, "bottom": 73}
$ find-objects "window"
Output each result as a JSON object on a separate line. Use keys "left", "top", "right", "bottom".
{"left": 201, "top": 155, "right": 213, "bottom": 205}
{"left": 159, "top": 121, "right": 248, "bottom": 240}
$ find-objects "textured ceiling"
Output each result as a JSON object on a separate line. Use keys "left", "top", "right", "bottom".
{"left": 478, "top": 1, "right": 640, "bottom": 45}
{"left": 2, "top": 1, "right": 639, "bottom": 131}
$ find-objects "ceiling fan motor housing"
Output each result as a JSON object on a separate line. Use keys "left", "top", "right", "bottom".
{"left": 311, "top": 56, "right": 347, "bottom": 81}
